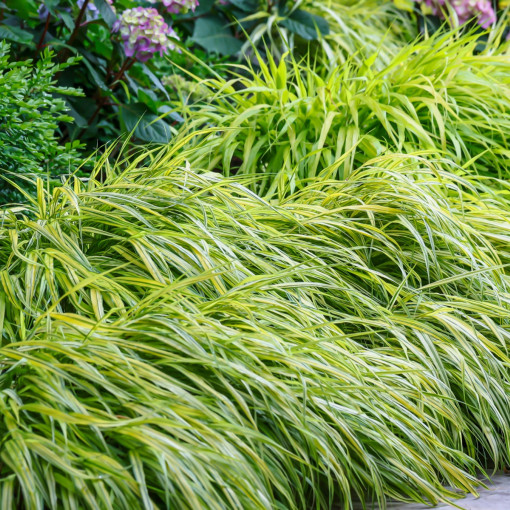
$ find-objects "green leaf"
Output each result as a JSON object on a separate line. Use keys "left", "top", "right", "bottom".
{"left": 158, "top": 104, "right": 184, "bottom": 124}
{"left": 393, "top": 0, "right": 414, "bottom": 11}
{"left": 191, "top": 16, "right": 243, "bottom": 56}
{"left": 142, "top": 65, "right": 170, "bottom": 100}
{"left": 81, "top": 57, "right": 108, "bottom": 91}
{"left": 0, "top": 25, "right": 34, "bottom": 46}
{"left": 38, "top": 0, "right": 59, "bottom": 16}
{"left": 66, "top": 98, "right": 88, "bottom": 127}
{"left": 119, "top": 103, "right": 173, "bottom": 143}
{"left": 5, "top": 0, "right": 37, "bottom": 18}
{"left": 176, "top": 0, "right": 215, "bottom": 19}
{"left": 417, "top": 13, "right": 443, "bottom": 35}
{"left": 87, "top": 24, "right": 113, "bottom": 59}
{"left": 59, "top": 11, "right": 76, "bottom": 32}
{"left": 94, "top": 0, "right": 117, "bottom": 28}
{"left": 227, "top": 0, "right": 259, "bottom": 12}
{"left": 137, "top": 88, "right": 159, "bottom": 113}
{"left": 280, "top": 9, "right": 330, "bottom": 40}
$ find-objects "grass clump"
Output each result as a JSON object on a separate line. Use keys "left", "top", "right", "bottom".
{"left": 2, "top": 148, "right": 510, "bottom": 508}
{"left": 178, "top": 27, "right": 510, "bottom": 198}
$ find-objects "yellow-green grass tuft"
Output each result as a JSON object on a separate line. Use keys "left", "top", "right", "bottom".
{"left": 1, "top": 151, "right": 510, "bottom": 508}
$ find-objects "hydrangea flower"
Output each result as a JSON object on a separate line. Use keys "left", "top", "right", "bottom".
{"left": 162, "top": 74, "right": 211, "bottom": 102}
{"left": 420, "top": 0, "right": 496, "bottom": 29}
{"left": 147, "top": 0, "right": 200, "bottom": 15}
{"left": 112, "top": 7, "right": 179, "bottom": 62}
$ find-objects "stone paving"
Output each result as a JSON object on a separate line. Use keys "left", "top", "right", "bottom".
{"left": 389, "top": 473, "right": 510, "bottom": 510}
{"left": 355, "top": 473, "right": 510, "bottom": 510}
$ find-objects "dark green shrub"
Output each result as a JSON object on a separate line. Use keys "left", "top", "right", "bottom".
{"left": 0, "top": 42, "right": 83, "bottom": 204}
{"left": 0, "top": 1, "right": 330, "bottom": 151}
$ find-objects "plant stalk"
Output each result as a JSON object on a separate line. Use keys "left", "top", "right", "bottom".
{"left": 35, "top": 13, "right": 52, "bottom": 55}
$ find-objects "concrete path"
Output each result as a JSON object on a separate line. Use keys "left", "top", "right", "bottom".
{"left": 387, "top": 473, "right": 510, "bottom": 510}
{"left": 353, "top": 473, "right": 510, "bottom": 510}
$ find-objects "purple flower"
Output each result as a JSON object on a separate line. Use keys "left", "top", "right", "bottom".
{"left": 38, "top": 4, "right": 50, "bottom": 21}
{"left": 419, "top": 0, "right": 496, "bottom": 29}
{"left": 78, "top": 0, "right": 99, "bottom": 21}
{"left": 112, "top": 7, "right": 179, "bottom": 62}
{"left": 147, "top": 0, "right": 200, "bottom": 15}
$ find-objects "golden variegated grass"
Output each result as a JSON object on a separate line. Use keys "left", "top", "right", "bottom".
{"left": 1, "top": 149, "right": 510, "bottom": 508}
{"left": 175, "top": 25, "right": 510, "bottom": 198}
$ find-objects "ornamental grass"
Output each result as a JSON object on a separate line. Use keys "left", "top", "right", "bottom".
{"left": 2, "top": 147, "right": 510, "bottom": 508}
{"left": 177, "top": 26, "right": 510, "bottom": 198}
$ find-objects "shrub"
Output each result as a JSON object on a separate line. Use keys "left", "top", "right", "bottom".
{"left": 0, "top": 0, "right": 331, "bottom": 151}
{"left": 0, "top": 0, "right": 192, "bottom": 149}
{"left": 187, "top": 0, "right": 330, "bottom": 59}
{"left": 1, "top": 149, "right": 510, "bottom": 507}
{"left": 0, "top": 42, "right": 83, "bottom": 204}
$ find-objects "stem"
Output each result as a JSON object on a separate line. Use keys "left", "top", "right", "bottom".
{"left": 57, "top": 0, "right": 90, "bottom": 61}
{"left": 84, "top": 99, "right": 106, "bottom": 130}
{"left": 78, "top": 57, "right": 136, "bottom": 138}
{"left": 111, "top": 58, "right": 135, "bottom": 88}
{"left": 68, "top": 0, "right": 90, "bottom": 46}
{"left": 35, "top": 13, "right": 52, "bottom": 55}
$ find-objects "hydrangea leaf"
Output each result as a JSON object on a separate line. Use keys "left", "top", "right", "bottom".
{"left": 191, "top": 16, "right": 243, "bottom": 56}
{"left": 280, "top": 10, "right": 330, "bottom": 40}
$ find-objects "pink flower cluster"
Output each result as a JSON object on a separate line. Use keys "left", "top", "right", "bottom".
{"left": 112, "top": 1, "right": 200, "bottom": 61}
{"left": 112, "top": 7, "right": 179, "bottom": 62}
{"left": 421, "top": 0, "right": 496, "bottom": 29}
{"left": 147, "top": 0, "right": 200, "bottom": 15}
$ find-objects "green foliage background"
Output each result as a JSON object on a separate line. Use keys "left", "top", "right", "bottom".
{"left": 0, "top": 42, "right": 83, "bottom": 204}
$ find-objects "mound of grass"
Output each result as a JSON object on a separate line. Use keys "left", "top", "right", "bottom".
{"left": 178, "top": 28, "right": 510, "bottom": 197}
{"left": 1, "top": 149, "right": 510, "bottom": 508}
